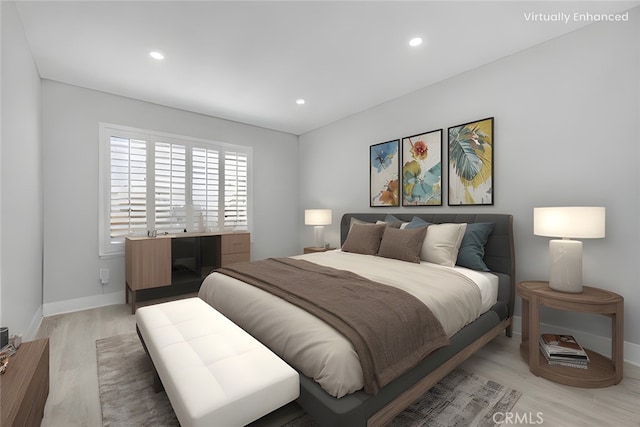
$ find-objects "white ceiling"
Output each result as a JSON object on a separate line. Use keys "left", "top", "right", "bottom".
{"left": 14, "top": 1, "right": 639, "bottom": 135}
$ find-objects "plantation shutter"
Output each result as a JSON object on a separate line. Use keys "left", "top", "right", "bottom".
{"left": 154, "top": 142, "right": 187, "bottom": 231}
{"left": 192, "top": 147, "right": 220, "bottom": 231}
{"left": 223, "top": 150, "right": 249, "bottom": 229}
{"left": 100, "top": 123, "right": 251, "bottom": 257}
{"left": 109, "top": 136, "right": 147, "bottom": 241}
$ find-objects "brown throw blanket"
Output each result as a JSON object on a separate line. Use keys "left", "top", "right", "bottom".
{"left": 216, "top": 257, "right": 449, "bottom": 395}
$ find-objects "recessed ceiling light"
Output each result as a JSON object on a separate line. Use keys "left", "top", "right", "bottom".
{"left": 409, "top": 37, "right": 423, "bottom": 47}
{"left": 296, "top": 99, "right": 306, "bottom": 105}
{"left": 149, "top": 51, "right": 165, "bottom": 60}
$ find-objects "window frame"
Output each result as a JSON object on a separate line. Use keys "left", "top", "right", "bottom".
{"left": 98, "top": 123, "right": 252, "bottom": 258}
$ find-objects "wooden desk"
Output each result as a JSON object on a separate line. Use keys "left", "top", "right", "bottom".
{"left": 518, "top": 281, "right": 623, "bottom": 388}
{"left": 126, "top": 231, "right": 250, "bottom": 313}
{"left": 0, "top": 338, "right": 50, "bottom": 426}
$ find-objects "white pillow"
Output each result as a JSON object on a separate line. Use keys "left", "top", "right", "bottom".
{"left": 421, "top": 223, "right": 467, "bottom": 266}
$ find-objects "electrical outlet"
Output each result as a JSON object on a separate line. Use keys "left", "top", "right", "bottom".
{"left": 9, "top": 334, "right": 21, "bottom": 348}
{"left": 100, "top": 268, "right": 109, "bottom": 284}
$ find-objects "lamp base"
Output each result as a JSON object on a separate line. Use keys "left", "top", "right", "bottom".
{"left": 313, "top": 225, "right": 325, "bottom": 248}
{"left": 549, "top": 239, "right": 583, "bottom": 293}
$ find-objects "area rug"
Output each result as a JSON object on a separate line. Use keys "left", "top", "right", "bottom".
{"left": 97, "top": 332, "right": 521, "bottom": 427}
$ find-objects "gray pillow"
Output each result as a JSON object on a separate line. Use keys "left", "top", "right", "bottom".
{"left": 405, "top": 216, "right": 431, "bottom": 229}
{"left": 383, "top": 214, "right": 406, "bottom": 228}
{"left": 341, "top": 223, "right": 386, "bottom": 255}
{"left": 377, "top": 226, "right": 428, "bottom": 263}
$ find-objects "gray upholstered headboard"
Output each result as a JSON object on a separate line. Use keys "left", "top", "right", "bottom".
{"left": 340, "top": 213, "right": 516, "bottom": 322}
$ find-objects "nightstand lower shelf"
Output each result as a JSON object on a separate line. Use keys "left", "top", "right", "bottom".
{"left": 520, "top": 343, "right": 617, "bottom": 388}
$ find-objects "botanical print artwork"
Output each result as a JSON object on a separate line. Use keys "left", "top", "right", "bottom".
{"left": 448, "top": 117, "right": 494, "bottom": 205}
{"left": 370, "top": 140, "right": 400, "bottom": 207}
{"left": 402, "top": 130, "right": 442, "bottom": 206}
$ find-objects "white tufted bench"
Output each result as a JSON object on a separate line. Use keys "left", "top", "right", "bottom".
{"left": 136, "top": 297, "right": 300, "bottom": 427}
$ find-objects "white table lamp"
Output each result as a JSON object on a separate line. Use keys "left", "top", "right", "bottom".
{"left": 305, "top": 209, "right": 332, "bottom": 248}
{"left": 534, "top": 207, "right": 605, "bottom": 293}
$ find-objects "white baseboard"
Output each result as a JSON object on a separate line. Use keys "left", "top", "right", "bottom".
{"left": 511, "top": 316, "right": 640, "bottom": 367}
{"left": 23, "top": 305, "right": 44, "bottom": 341}
{"left": 42, "top": 291, "right": 125, "bottom": 318}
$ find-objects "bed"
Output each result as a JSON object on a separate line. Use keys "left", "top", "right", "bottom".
{"left": 198, "top": 213, "right": 515, "bottom": 427}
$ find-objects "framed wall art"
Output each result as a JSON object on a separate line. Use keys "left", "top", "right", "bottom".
{"left": 448, "top": 117, "right": 494, "bottom": 206}
{"left": 401, "top": 129, "right": 442, "bottom": 206}
{"left": 370, "top": 139, "right": 400, "bottom": 207}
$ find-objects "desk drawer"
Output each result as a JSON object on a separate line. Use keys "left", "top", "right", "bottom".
{"left": 221, "top": 233, "right": 250, "bottom": 254}
{"left": 221, "top": 252, "right": 251, "bottom": 266}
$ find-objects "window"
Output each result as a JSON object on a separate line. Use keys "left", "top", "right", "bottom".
{"left": 99, "top": 124, "right": 251, "bottom": 257}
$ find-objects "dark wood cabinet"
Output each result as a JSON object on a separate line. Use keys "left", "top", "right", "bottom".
{"left": 0, "top": 339, "right": 50, "bottom": 426}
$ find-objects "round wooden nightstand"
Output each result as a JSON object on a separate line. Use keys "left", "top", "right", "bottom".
{"left": 517, "top": 280, "right": 624, "bottom": 388}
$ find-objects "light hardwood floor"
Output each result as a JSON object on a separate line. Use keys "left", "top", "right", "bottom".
{"left": 36, "top": 304, "right": 640, "bottom": 427}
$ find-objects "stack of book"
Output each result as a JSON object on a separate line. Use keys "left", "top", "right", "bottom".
{"left": 539, "top": 333, "right": 590, "bottom": 369}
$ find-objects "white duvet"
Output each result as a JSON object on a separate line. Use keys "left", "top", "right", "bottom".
{"left": 198, "top": 250, "right": 495, "bottom": 398}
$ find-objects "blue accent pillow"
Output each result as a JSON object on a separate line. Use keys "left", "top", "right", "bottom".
{"left": 405, "top": 216, "right": 431, "bottom": 229}
{"left": 456, "top": 222, "right": 495, "bottom": 271}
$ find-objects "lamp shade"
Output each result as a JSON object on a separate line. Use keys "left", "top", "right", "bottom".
{"left": 305, "top": 209, "right": 332, "bottom": 226}
{"left": 534, "top": 207, "right": 605, "bottom": 239}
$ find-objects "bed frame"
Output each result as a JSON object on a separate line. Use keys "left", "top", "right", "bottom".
{"left": 295, "top": 213, "right": 515, "bottom": 427}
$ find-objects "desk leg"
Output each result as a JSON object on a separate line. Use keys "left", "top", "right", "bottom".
{"left": 528, "top": 294, "right": 540, "bottom": 375}
{"left": 129, "top": 287, "right": 137, "bottom": 315}
{"left": 612, "top": 301, "right": 624, "bottom": 384}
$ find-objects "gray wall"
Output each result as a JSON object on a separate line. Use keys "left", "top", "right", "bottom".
{"left": 299, "top": 9, "right": 640, "bottom": 359}
{"left": 0, "top": 1, "right": 44, "bottom": 338}
{"left": 41, "top": 80, "right": 299, "bottom": 313}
